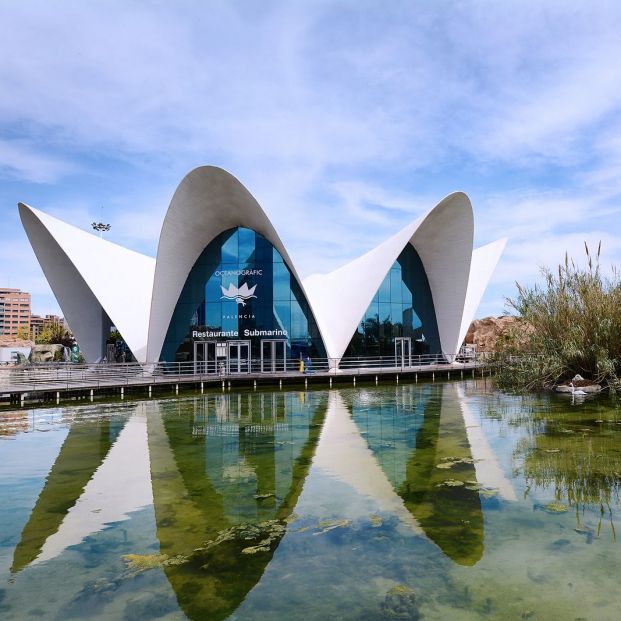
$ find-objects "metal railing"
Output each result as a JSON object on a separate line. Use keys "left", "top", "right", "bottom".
{"left": 0, "top": 352, "right": 486, "bottom": 393}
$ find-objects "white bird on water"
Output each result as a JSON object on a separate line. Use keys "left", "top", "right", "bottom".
{"left": 570, "top": 382, "right": 587, "bottom": 396}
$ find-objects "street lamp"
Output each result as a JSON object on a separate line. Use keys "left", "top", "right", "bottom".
{"left": 91, "top": 222, "right": 111, "bottom": 238}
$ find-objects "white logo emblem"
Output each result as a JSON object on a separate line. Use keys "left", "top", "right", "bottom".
{"left": 220, "top": 282, "right": 257, "bottom": 306}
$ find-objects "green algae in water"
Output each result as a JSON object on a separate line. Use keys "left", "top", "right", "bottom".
{"left": 122, "top": 553, "right": 169, "bottom": 575}
{"left": 313, "top": 518, "right": 352, "bottom": 535}
{"left": 542, "top": 501, "right": 569, "bottom": 514}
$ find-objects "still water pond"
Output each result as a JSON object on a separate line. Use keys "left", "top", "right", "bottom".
{"left": 1, "top": 380, "right": 621, "bottom": 620}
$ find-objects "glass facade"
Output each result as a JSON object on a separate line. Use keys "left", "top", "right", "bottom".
{"left": 343, "top": 244, "right": 440, "bottom": 358}
{"left": 161, "top": 227, "right": 326, "bottom": 363}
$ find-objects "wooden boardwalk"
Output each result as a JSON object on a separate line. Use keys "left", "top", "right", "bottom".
{"left": 0, "top": 360, "right": 485, "bottom": 407}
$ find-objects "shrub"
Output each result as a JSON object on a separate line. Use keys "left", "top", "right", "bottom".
{"left": 495, "top": 243, "right": 621, "bottom": 391}
{"left": 36, "top": 321, "right": 74, "bottom": 347}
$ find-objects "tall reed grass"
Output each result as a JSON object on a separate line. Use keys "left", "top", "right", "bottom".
{"left": 495, "top": 243, "right": 621, "bottom": 391}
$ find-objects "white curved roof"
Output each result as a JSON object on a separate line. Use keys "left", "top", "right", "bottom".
{"left": 19, "top": 167, "right": 504, "bottom": 363}
{"left": 458, "top": 237, "right": 508, "bottom": 349}
{"left": 303, "top": 192, "right": 475, "bottom": 359}
{"left": 145, "top": 166, "right": 323, "bottom": 361}
{"left": 19, "top": 204, "right": 155, "bottom": 362}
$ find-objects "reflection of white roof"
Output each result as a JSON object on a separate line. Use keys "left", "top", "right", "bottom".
{"left": 19, "top": 166, "right": 505, "bottom": 362}
{"left": 313, "top": 391, "right": 423, "bottom": 531}
{"left": 33, "top": 408, "right": 153, "bottom": 566}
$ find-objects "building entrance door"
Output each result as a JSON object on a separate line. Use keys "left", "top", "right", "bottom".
{"left": 227, "top": 340, "right": 251, "bottom": 374}
{"left": 194, "top": 341, "right": 227, "bottom": 374}
{"left": 395, "top": 337, "right": 412, "bottom": 368}
{"left": 260, "top": 339, "right": 287, "bottom": 373}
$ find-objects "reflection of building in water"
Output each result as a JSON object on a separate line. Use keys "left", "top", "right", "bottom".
{"left": 148, "top": 392, "right": 328, "bottom": 621}
{"left": 192, "top": 392, "right": 290, "bottom": 435}
{"left": 399, "top": 383, "right": 485, "bottom": 566}
{"left": 11, "top": 391, "right": 327, "bottom": 621}
{"left": 343, "top": 383, "right": 486, "bottom": 565}
{"left": 183, "top": 392, "right": 317, "bottom": 523}
{"left": 329, "top": 382, "right": 515, "bottom": 566}
{"left": 10, "top": 385, "right": 517, "bottom": 617}
{"left": 11, "top": 409, "right": 142, "bottom": 573}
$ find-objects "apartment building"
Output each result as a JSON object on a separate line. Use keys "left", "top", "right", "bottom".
{"left": 30, "top": 313, "right": 64, "bottom": 338}
{"left": 0, "top": 288, "right": 32, "bottom": 336}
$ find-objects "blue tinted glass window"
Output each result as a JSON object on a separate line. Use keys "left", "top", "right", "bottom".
{"left": 391, "top": 303, "right": 403, "bottom": 326}
{"left": 401, "top": 279, "right": 411, "bottom": 301}
{"left": 390, "top": 269, "right": 402, "bottom": 304}
{"left": 343, "top": 244, "right": 440, "bottom": 358}
{"left": 273, "top": 301, "right": 291, "bottom": 335}
{"left": 273, "top": 262, "right": 290, "bottom": 301}
{"left": 160, "top": 227, "right": 326, "bottom": 362}
{"left": 238, "top": 227, "right": 255, "bottom": 264}
{"left": 411, "top": 308, "right": 422, "bottom": 330}
{"left": 290, "top": 300, "right": 308, "bottom": 339}
{"left": 378, "top": 303, "right": 391, "bottom": 323}
{"left": 221, "top": 229, "right": 238, "bottom": 263}
{"left": 205, "top": 274, "right": 221, "bottom": 301}
{"left": 378, "top": 274, "right": 391, "bottom": 303}
{"left": 205, "top": 303, "right": 221, "bottom": 328}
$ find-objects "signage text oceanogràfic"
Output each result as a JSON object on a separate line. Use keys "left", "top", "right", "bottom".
{"left": 214, "top": 269, "right": 263, "bottom": 276}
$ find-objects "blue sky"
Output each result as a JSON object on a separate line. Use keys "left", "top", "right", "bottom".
{"left": 1, "top": 0, "right": 620, "bottom": 317}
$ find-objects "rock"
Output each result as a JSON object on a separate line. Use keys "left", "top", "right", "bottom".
{"left": 463, "top": 316, "right": 530, "bottom": 353}
{"left": 30, "top": 344, "right": 66, "bottom": 363}
{"left": 380, "top": 584, "right": 419, "bottom": 619}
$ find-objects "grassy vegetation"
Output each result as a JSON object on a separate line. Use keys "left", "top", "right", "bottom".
{"left": 494, "top": 243, "right": 621, "bottom": 391}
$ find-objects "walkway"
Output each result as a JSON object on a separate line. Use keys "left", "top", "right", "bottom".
{"left": 0, "top": 358, "right": 486, "bottom": 407}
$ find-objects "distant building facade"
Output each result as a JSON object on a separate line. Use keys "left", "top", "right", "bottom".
{"left": 0, "top": 288, "right": 31, "bottom": 336}
{"left": 30, "top": 313, "right": 65, "bottom": 338}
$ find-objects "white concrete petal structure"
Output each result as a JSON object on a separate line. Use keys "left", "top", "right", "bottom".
{"left": 19, "top": 166, "right": 506, "bottom": 363}
{"left": 145, "top": 166, "right": 320, "bottom": 362}
{"left": 19, "top": 204, "right": 155, "bottom": 362}
{"left": 304, "top": 192, "right": 476, "bottom": 360}
{"left": 458, "top": 238, "right": 508, "bottom": 349}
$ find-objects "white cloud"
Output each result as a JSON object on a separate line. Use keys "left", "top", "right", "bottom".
{"left": 2, "top": 1, "right": 621, "bottom": 318}
{"left": 0, "top": 139, "right": 76, "bottom": 183}
{"left": 494, "top": 232, "right": 621, "bottom": 287}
